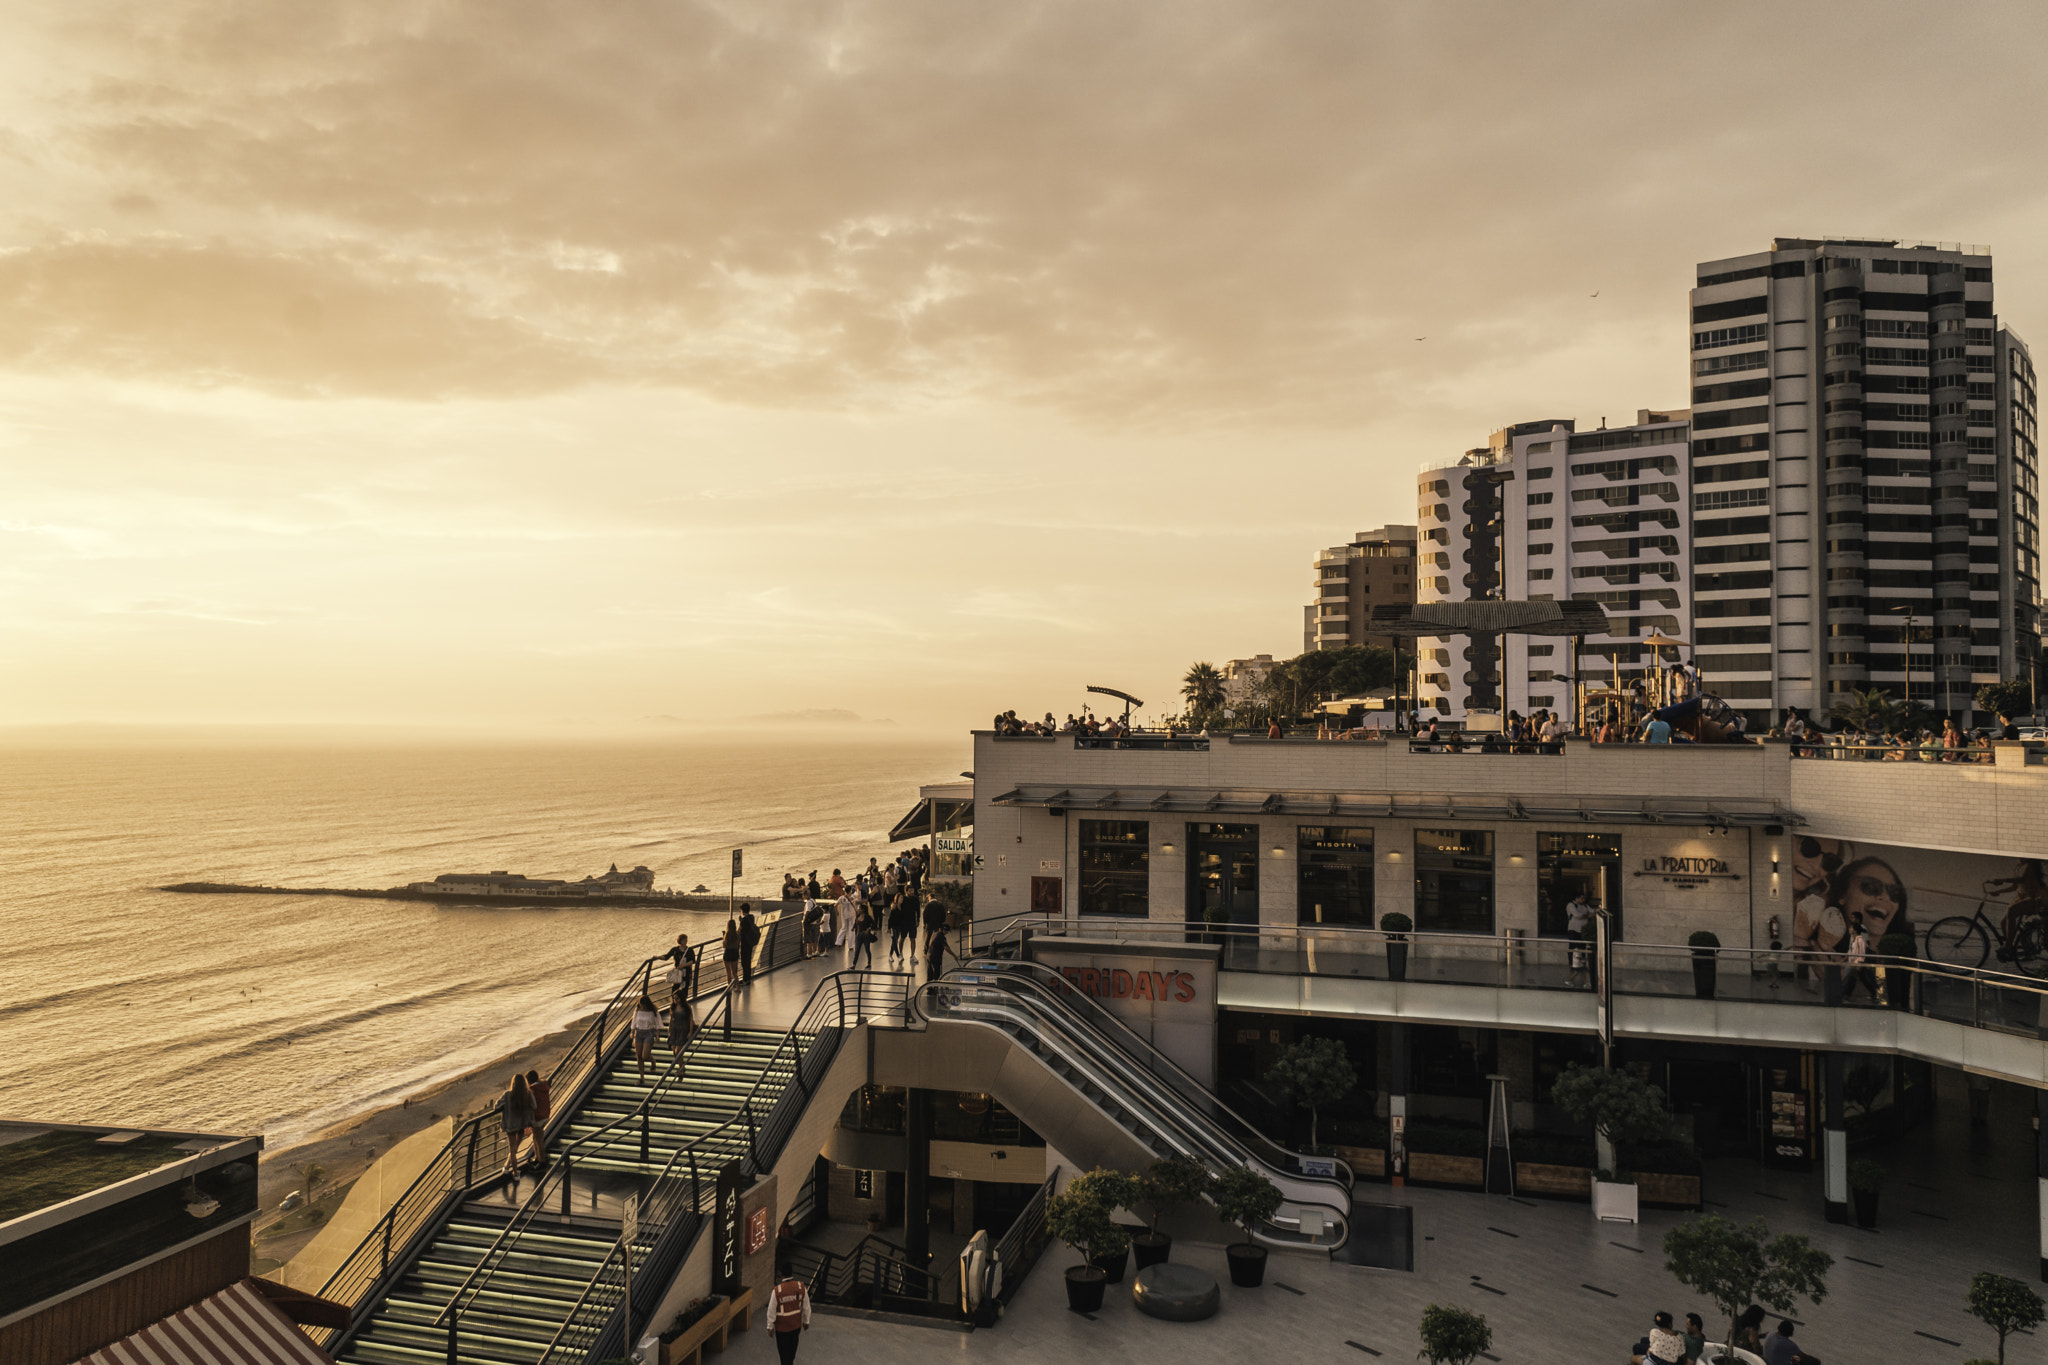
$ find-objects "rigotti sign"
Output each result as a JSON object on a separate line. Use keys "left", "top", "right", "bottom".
{"left": 1056, "top": 964, "right": 1200, "bottom": 1004}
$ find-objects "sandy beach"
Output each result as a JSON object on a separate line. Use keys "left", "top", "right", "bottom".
{"left": 251, "top": 1011, "right": 598, "bottom": 1274}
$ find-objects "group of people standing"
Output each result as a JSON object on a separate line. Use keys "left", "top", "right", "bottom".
{"left": 791, "top": 852, "right": 954, "bottom": 983}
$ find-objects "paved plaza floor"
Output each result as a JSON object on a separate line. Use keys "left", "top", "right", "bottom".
{"left": 727, "top": 1071, "right": 2047, "bottom": 1365}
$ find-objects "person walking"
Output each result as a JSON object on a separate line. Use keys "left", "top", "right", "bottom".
{"left": 765, "top": 1260, "right": 812, "bottom": 1365}
{"left": 1565, "top": 892, "right": 1596, "bottom": 988}
{"left": 851, "top": 901, "right": 876, "bottom": 970}
{"left": 668, "top": 993, "right": 694, "bottom": 1060}
{"left": 496, "top": 1073, "right": 536, "bottom": 1178}
{"left": 722, "top": 918, "right": 743, "bottom": 989}
{"left": 523, "top": 1068, "right": 552, "bottom": 1170}
{"left": 630, "top": 991, "right": 660, "bottom": 1081}
{"left": 662, "top": 933, "right": 698, "bottom": 999}
{"left": 888, "top": 892, "right": 916, "bottom": 966}
{"left": 925, "top": 921, "right": 952, "bottom": 983}
{"left": 739, "top": 903, "right": 761, "bottom": 984}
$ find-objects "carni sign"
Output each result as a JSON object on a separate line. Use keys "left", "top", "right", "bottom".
{"left": 713, "top": 1161, "right": 746, "bottom": 1295}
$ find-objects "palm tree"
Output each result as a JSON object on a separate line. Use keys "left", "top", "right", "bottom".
{"left": 1830, "top": 687, "right": 1904, "bottom": 735}
{"left": 1182, "top": 662, "right": 1225, "bottom": 724}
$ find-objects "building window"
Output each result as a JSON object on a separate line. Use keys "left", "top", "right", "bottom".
{"left": 1528, "top": 492, "right": 1553, "bottom": 506}
{"left": 1538, "top": 833, "right": 1623, "bottom": 939}
{"left": 1297, "top": 827, "right": 1374, "bottom": 926}
{"left": 1414, "top": 830, "right": 1494, "bottom": 934}
{"left": 1079, "top": 820, "right": 1149, "bottom": 917}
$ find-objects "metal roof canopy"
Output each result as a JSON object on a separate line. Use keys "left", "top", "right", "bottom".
{"left": 887, "top": 796, "right": 972, "bottom": 843}
{"left": 1368, "top": 600, "right": 1610, "bottom": 638}
{"left": 986, "top": 785, "right": 1797, "bottom": 828}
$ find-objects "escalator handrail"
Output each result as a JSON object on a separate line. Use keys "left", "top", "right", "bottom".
{"left": 955, "top": 958, "right": 1354, "bottom": 1191}
{"left": 913, "top": 974, "right": 1351, "bottom": 1247}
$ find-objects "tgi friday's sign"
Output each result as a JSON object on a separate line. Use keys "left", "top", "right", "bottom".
{"left": 1027, "top": 938, "right": 1220, "bottom": 1087}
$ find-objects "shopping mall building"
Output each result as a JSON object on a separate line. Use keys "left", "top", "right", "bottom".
{"left": 967, "top": 729, "right": 2048, "bottom": 1263}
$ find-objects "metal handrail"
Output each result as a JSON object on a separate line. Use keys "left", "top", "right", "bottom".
{"left": 435, "top": 989, "right": 734, "bottom": 1335}
{"left": 795, "top": 1234, "right": 944, "bottom": 1305}
{"left": 438, "top": 918, "right": 816, "bottom": 1352}
{"left": 915, "top": 970, "right": 1350, "bottom": 1251}
{"left": 957, "top": 958, "right": 1352, "bottom": 1189}
{"left": 991, "top": 1166, "right": 1058, "bottom": 1303}
{"left": 314, "top": 916, "right": 803, "bottom": 1348}
{"left": 532, "top": 970, "right": 914, "bottom": 1365}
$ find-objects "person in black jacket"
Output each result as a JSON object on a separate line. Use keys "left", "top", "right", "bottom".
{"left": 739, "top": 904, "right": 761, "bottom": 983}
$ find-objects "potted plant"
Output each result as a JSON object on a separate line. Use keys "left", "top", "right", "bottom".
{"left": 1267, "top": 1035, "right": 1357, "bottom": 1153}
{"left": 1418, "top": 1304, "right": 1493, "bottom": 1365}
{"left": 1133, "top": 1155, "right": 1210, "bottom": 1269}
{"left": 1212, "top": 1165, "right": 1283, "bottom": 1287}
{"left": 1877, "top": 931, "right": 1917, "bottom": 1010}
{"left": 1688, "top": 930, "right": 1720, "bottom": 999}
{"left": 1662, "top": 1214, "right": 1831, "bottom": 1365}
{"left": 1063, "top": 1169, "right": 1141, "bottom": 1282}
{"left": 1046, "top": 1173, "right": 1116, "bottom": 1313}
{"left": 1849, "top": 1160, "right": 1884, "bottom": 1229}
{"left": 1552, "top": 1063, "right": 1684, "bottom": 1225}
{"left": 1966, "top": 1270, "right": 2046, "bottom": 1365}
{"left": 1381, "top": 913, "right": 1413, "bottom": 982}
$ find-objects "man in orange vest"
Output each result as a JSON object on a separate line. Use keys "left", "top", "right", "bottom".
{"left": 765, "top": 1261, "right": 811, "bottom": 1365}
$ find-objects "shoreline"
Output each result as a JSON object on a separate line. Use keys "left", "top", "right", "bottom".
{"left": 252, "top": 1009, "right": 600, "bottom": 1270}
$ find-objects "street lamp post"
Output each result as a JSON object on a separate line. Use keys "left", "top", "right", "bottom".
{"left": 1890, "top": 605, "right": 1916, "bottom": 708}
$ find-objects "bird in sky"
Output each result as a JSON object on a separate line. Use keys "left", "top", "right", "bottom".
{"left": 1590, "top": 290, "right": 1600, "bottom": 297}
{"left": 1415, "top": 336, "right": 1427, "bottom": 341}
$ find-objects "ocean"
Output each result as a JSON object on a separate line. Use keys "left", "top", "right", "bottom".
{"left": 0, "top": 732, "right": 965, "bottom": 1148}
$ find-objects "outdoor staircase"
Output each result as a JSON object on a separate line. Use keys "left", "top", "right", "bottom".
{"left": 338, "top": 1026, "right": 804, "bottom": 1365}
{"left": 559, "top": 1028, "right": 791, "bottom": 1175}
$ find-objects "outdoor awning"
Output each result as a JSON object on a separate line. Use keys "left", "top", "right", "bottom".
{"left": 887, "top": 797, "right": 973, "bottom": 843}
{"left": 80, "top": 1279, "right": 336, "bottom": 1365}
{"left": 987, "top": 785, "right": 1798, "bottom": 828}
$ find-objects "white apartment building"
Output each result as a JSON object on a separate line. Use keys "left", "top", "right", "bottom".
{"left": 1688, "top": 237, "right": 2040, "bottom": 723}
{"left": 1416, "top": 413, "right": 1691, "bottom": 720}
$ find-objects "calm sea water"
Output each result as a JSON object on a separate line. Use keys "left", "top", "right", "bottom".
{"left": 0, "top": 733, "right": 964, "bottom": 1147}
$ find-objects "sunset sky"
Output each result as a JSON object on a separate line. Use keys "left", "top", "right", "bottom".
{"left": 4, "top": 2, "right": 2046, "bottom": 732}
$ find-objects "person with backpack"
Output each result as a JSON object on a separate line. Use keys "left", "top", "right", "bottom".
{"left": 766, "top": 1260, "right": 811, "bottom": 1363}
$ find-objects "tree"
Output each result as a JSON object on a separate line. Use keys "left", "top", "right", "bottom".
{"left": 1210, "top": 1165, "right": 1282, "bottom": 1246}
{"left": 1292, "top": 649, "right": 1340, "bottom": 705}
{"left": 1047, "top": 1168, "right": 1136, "bottom": 1267}
{"left": 1327, "top": 645, "right": 1394, "bottom": 698}
{"left": 1830, "top": 687, "right": 1905, "bottom": 735}
{"left": 1418, "top": 1304, "right": 1492, "bottom": 1365}
{"left": 303, "top": 1162, "right": 327, "bottom": 1199}
{"left": 1967, "top": 1271, "right": 2045, "bottom": 1364}
{"left": 1137, "top": 1155, "right": 1212, "bottom": 1234}
{"left": 1550, "top": 1063, "right": 1678, "bottom": 1176}
{"left": 1181, "top": 662, "right": 1225, "bottom": 725}
{"left": 1266, "top": 1036, "right": 1356, "bottom": 1151}
{"left": 1663, "top": 1216, "right": 1831, "bottom": 1365}
{"left": 1977, "top": 679, "right": 2035, "bottom": 723}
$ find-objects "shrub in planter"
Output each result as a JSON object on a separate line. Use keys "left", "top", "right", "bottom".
{"left": 1134, "top": 1155, "right": 1210, "bottom": 1267}
{"left": 1212, "top": 1165, "right": 1283, "bottom": 1287}
{"left": 1849, "top": 1159, "right": 1885, "bottom": 1229}
{"left": 1688, "top": 930, "right": 1721, "bottom": 999}
{"left": 1418, "top": 1303, "right": 1493, "bottom": 1365}
{"left": 1047, "top": 1171, "right": 1124, "bottom": 1313}
{"left": 1380, "top": 913, "right": 1413, "bottom": 981}
{"left": 1552, "top": 1062, "right": 1682, "bottom": 1180}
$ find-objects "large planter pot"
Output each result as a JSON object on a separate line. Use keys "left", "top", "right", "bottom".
{"left": 1691, "top": 954, "right": 1717, "bottom": 1000}
{"left": 1514, "top": 1162, "right": 1594, "bottom": 1199}
{"left": 1132, "top": 1232, "right": 1172, "bottom": 1270}
{"left": 1091, "top": 1244, "right": 1130, "bottom": 1284}
{"left": 1334, "top": 1145, "right": 1388, "bottom": 1182}
{"left": 1386, "top": 942, "right": 1409, "bottom": 982}
{"left": 1065, "top": 1265, "right": 1108, "bottom": 1313}
{"left": 1592, "top": 1178, "right": 1639, "bottom": 1224}
{"left": 1225, "top": 1243, "right": 1268, "bottom": 1288}
{"left": 1853, "top": 1188, "right": 1879, "bottom": 1229}
{"left": 659, "top": 1295, "right": 730, "bottom": 1365}
{"left": 1634, "top": 1171, "right": 1704, "bottom": 1210}
{"left": 1406, "top": 1153, "right": 1484, "bottom": 1187}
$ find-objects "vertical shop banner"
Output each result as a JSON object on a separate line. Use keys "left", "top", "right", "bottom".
{"left": 714, "top": 1161, "right": 746, "bottom": 1295}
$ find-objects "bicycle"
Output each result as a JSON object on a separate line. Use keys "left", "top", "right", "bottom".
{"left": 1923, "top": 899, "right": 2048, "bottom": 972}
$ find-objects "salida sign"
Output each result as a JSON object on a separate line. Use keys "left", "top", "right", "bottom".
{"left": 1056, "top": 964, "right": 1198, "bottom": 1004}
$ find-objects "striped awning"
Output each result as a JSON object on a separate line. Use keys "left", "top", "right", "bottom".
{"left": 78, "top": 1280, "right": 334, "bottom": 1365}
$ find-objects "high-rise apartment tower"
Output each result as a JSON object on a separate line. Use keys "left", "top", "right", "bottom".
{"left": 1305, "top": 525, "right": 1417, "bottom": 654}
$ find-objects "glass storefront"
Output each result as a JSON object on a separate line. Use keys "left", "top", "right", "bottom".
{"left": 1187, "top": 822, "right": 1260, "bottom": 936}
{"left": 1078, "top": 819, "right": 1149, "bottom": 917}
{"left": 1414, "top": 829, "right": 1494, "bottom": 934}
{"left": 1297, "top": 826, "right": 1375, "bottom": 926}
{"left": 1537, "top": 832, "right": 1623, "bottom": 939}
{"left": 932, "top": 800, "right": 974, "bottom": 879}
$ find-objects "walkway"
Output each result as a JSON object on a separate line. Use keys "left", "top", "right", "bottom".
{"left": 713, "top": 1070, "right": 2046, "bottom": 1365}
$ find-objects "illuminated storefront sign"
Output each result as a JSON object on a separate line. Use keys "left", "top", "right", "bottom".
{"left": 1055, "top": 964, "right": 1199, "bottom": 1003}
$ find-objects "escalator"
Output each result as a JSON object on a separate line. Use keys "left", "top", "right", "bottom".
{"left": 913, "top": 960, "right": 1351, "bottom": 1254}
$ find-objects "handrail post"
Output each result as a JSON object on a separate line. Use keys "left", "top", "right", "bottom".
{"left": 641, "top": 1106, "right": 651, "bottom": 1165}
{"left": 464, "top": 1122, "right": 477, "bottom": 1189}
{"left": 561, "top": 1155, "right": 572, "bottom": 1216}
{"left": 746, "top": 1104, "right": 760, "bottom": 1166}
{"left": 445, "top": 1317, "right": 457, "bottom": 1365}
{"left": 381, "top": 1212, "right": 391, "bottom": 1275}
{"left": 690, "top": 1150, "right": 701, "bottom": 1211}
